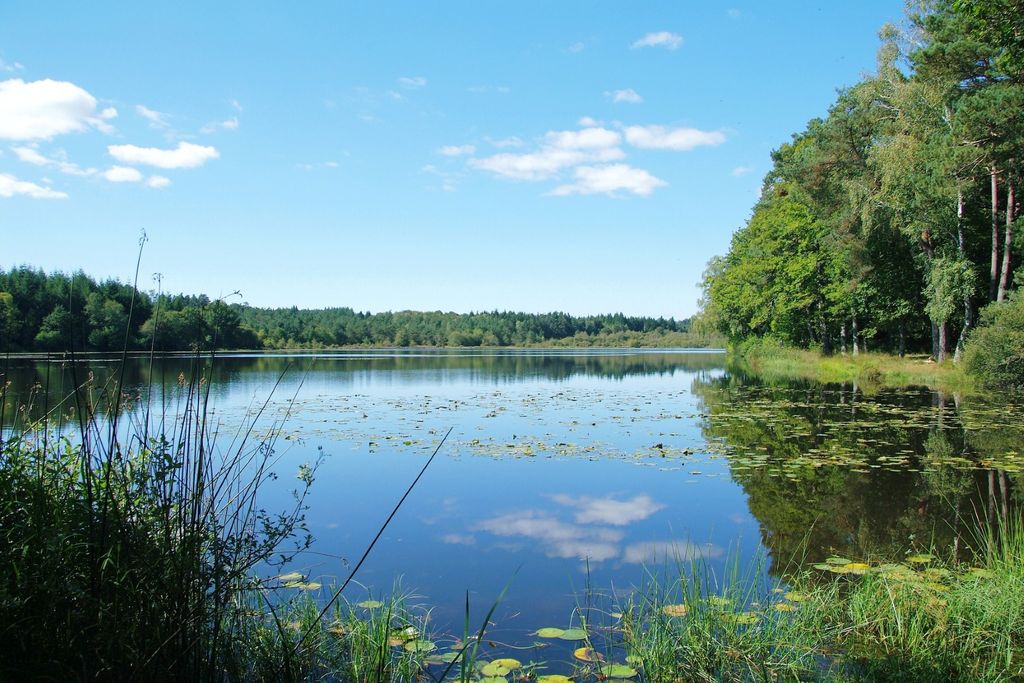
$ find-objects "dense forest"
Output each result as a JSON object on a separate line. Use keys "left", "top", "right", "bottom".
{"left": 0, "top": 265, "right": 694, "bottom": 352}
{"left": 700, "top": 0, "right": 1024, "bottom": 364}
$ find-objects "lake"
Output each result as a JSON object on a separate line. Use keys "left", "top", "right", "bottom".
{"left": 3, "top": 348, "right": 1021, "bottom": 661}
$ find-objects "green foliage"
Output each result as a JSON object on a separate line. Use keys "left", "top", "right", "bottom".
{"left": 964, "top": 291, "right": 1024, "bottom": 388}
{"left": 702, "top": 0, "right": 1022, "bottom": 357}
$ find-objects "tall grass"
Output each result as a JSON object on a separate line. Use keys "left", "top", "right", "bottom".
{"left": 0, "top": 355, "right": 318, "bottom": 679}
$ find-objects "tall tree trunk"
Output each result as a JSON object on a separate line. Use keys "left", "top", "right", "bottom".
{"left": 991, "top": 165, "right": 1000, "bottom": 302}
{"left": 931, "top": 321, "right": 939, "bottom": 360}
{"left": 938, "top": 320, "right": 948, "bottom": 363}
{"left": 852, "top": 315, "right": 860, "bottom": 356}
{"left": 840, "top": 321, "right": 847, "bottom": 355}
{"left": 998, "top": 178, "right": 1015, "bottom": 302}
{"left": 898, "top": 320, "right": 906, "bottom": 358}
{"left": 955, "top": 189, "right": 973, "bottom": 363}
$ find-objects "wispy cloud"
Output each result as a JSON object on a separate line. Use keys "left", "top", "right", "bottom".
{"left": 12, "top": 145, "right": 96, "bottom": 176}
{"left": 624, "top": 124, "right": 726, "bottom": 150}
{"left": 606, "top": 88, "right": 643, "bottom": 104}
{"left": 470, "top": 127, "right": 624, "bottom": 181}
{"left": 631, "top": 31, "right": 683, "bottom": 50}
{"left": 136, "top": 104, "right": 170, "bottom": 129}
{"left": 568, "top": 41, "right": 585, "bottom": 53}
{"left": 0, "top": 78, "right": 114, "bottom": 140}
{"left": 200, "top": 116, "right": 239, "bottom": 134}
{"left": 731, "top": 165, "right": 753, "bottom": 177}
{"left": 622, "top": 540, "right": 723, "bottom": 564}
{"left": 146, "top": 175, "right": 171, "bottom": 188}
{"left": 108, "top": 141, "right": 219, "bottom": 169}
{"left": 0, "top": 58, "right": 24, "bottom": 73}
{"left": 398, "top": 76, "right": 427, "bottom": 89}
{"left": 468, "top": 84, "right": 510, "bottom": 94}
{"left": 296, "top": 160, "right": 340, "bottom": 171}
{"left": 0, "top": 172, "right": 67, "bottom": 199}
{"left": 549, "top": 494, "right": 666, "bottom": 525}
{"left": 486, "top": 136, "right": 523, "bottom": 148}
{"left": 438, "top": 144, "right": 476, "bottom": 157}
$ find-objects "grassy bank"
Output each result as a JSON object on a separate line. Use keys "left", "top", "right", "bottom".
{"left": 730, "top": 339, "right": 972, "bottom": 392}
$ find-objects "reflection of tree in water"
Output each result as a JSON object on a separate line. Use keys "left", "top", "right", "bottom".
{"left": 691, "top": 373, "right": 1022, "bottom": 572}
{"left": 2, "top": 350, "right": 725, "bottom": 426}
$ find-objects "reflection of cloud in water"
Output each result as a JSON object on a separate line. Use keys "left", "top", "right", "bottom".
{"left": 474, "top": 511, "right": 624, "bottom": 561}
{"left": 441, "top": 533, "right": 476, "bottom": 545}
{"left": 549, "top": 494, "right": 665, "bottom": 526}
{"left": 622, "top": 540, "right": 723, "bottom": 564}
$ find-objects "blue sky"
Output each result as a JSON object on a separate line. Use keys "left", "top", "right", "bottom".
{"left": 1, "top": 1, "right": 905, "bottom": 318}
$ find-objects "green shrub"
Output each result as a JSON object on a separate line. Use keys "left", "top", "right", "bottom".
{"left": 964, "top": 291, "right": 1024, "bottom": 389}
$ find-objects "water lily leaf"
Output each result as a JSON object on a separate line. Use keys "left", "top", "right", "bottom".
{"left": 573, "top": 647, "right": 604, "bottom": 662}
{"left": 825, "top": 556, "right": 851, "bottom": 566}
{"left": 707, "top": 596, "right": 733, "bottom": 607}
{"left": 492, "top": 658, "right": 521, "bottom": 670}
{"left": 479, "top": 677, "right": 506, "bottom": 683}
{"left": 783, "top": 591, "right": 807, "bottom": 602}
{"left": 661, "top": 604, "right": 689, "bottom": 617}
{"left": 357, "top": 600, "right": 384, "bottom": 609}
{"left": 536, "top": 676, "right": 572, "bottom": 683}
{"left": 844, "top": 562, "right": 871, "bottom": 574}
{"left": 283, "top": 581, "right": 321, "bottom": 590}
{"left": 481, "top": 663, "right": 510, "bottom": 677}
{"left": 403, "top": 639, "right": 436, "bottom": 653}
{"left": 599, "top": 664, "right": 638, "bottom": 678}
{"left": 774, "top": 602, "right": 797, "bottom": 612}
{"left": 558, "top": 628, "right": 587, "bottom": 640}
{"left": 275, "top": 571, "right": 303, "bottom": 582}
{"left": 535, "top": 627, "right": 565, "bottom": 638}
{"left": 907, "top": 553, "right": 935, "bottom": 564}
{"left": 968, "top": 567, "right": 995, "bottom": 579}
{"left": 625, "top": 655, "right": 643, "bottom": 665}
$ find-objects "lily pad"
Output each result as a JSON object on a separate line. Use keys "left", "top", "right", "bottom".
{"left": 825, "top": 556, "right": 851, "bottom": 566}
{"left": 357, "top": 600, "right": 384, "bottom": 609}
{"left": 774, "top": 602, "right": 797, "bottom": 612}
{"left": 283, "top": 581, "right": 321, "bottom": 590}
{"left": 557, "top": 628, "right": 588, "bottom": 640}
{"left": 491, "top": 658, "right": 522, "bottom": 670}
{"left": 275, "top": 571, "right": 303, "bottom": 582}
{"left": 479, "top": 677, "right": 507, "bottom": 683}
{"left": 600, "top": 664, "right": 638, "bottom": 678}
{"left": 403, "top": 639, "right": 436, "bottom": 653}
{"left": 574, "top": 647, "right": 604, "bottom": 663}
{"left": 783, "top": 591, "right": 807, "bottom": 602}
{"left": 536, "top": 676, "right": 572, "bottom": 683}
{"left": 481, "top": 663, "right": 510, "bottom": 677}
{"left": 535, "top": 627, "right": 565, "bottom": 638}
{"left": 661, "top": 604, "right": 689, "bottom": 617}
{"left": 707, "top": 596, "right": 733, "bottom": 607}
{"left": 907, "top": 553, "right": 935, "bottom": 564}
{"left": 721, "top": 611, "right": 759, "bottom": 625}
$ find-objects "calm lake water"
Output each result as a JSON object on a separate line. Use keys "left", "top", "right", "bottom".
{"left": 4, "top": 348, "right": 1021, "bottom": 658}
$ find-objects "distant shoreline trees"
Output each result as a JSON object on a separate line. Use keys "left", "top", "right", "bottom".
{"left": 0, "top": 265, "right": 695, "bottom": 352}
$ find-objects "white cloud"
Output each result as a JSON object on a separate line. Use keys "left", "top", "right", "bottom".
{"left": 146, "top": 175, "right": 171, "bottom": 188}
{"left": 200, "top": 116, "right": 239, "bottom": 134}
{"left": 0, "top": 59, "right": 24, "bottom": 73}
{"left": 731, "top": 165, "right": 753, "bottom": 176}
{"left": 545, "top": 126, "right": 621, "bottom": 150}
{"left": 297, "top": 160, "right": 340, "bottom": 171}
{"left": 631, "top": 31, "right": 683, "bottom": 50}
{"left": 607, "top": 88, "right": 643, "bottom": 104}
{"left": 624, "top": 124, "right": 726, "bottom": 150}
{"left": 578, "top": 116, "right": 599, "bottom": 127}
{"left": 398, "top": 76, "right": 427, "bottom": 88}
{"left": 12, "top": 145, "right": 96, "bottom": 176}
{"left": 549, "top": 163, "right": 666, "bottom": 197}
{"left": 438, "top": 144, "right": 476, "bottom": 157}
{"left": 568, "top": 41, "right": 585, "bottom": 53}
{"left": 0, "top": 172, "right": 67, "bottom": 199}
{"left": 108, "top": 141, "right": 219, "bottom": 169}
{"left": 103, "top": 165, "right": 143, "bottom": 182}
{"left": 475, "top": 510, "right": 623, "bottom": 562}
{"left": 0, "top": 78, "right": 112, "bottom": 140}
{"left": 471, "top": 146, "right": 624, "bottom": 181}
{"left": 135, "top": 104, "right": 170, "bottom": 128}
{"left": 230, "top": 99, "right": 243, "bottom": 112}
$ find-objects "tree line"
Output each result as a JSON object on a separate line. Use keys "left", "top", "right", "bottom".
{"left": 0, "top": 266, "right": 691, "bottom": 352}
{"left": 701, "top": 0, "right": 1023, "bottom": 363}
